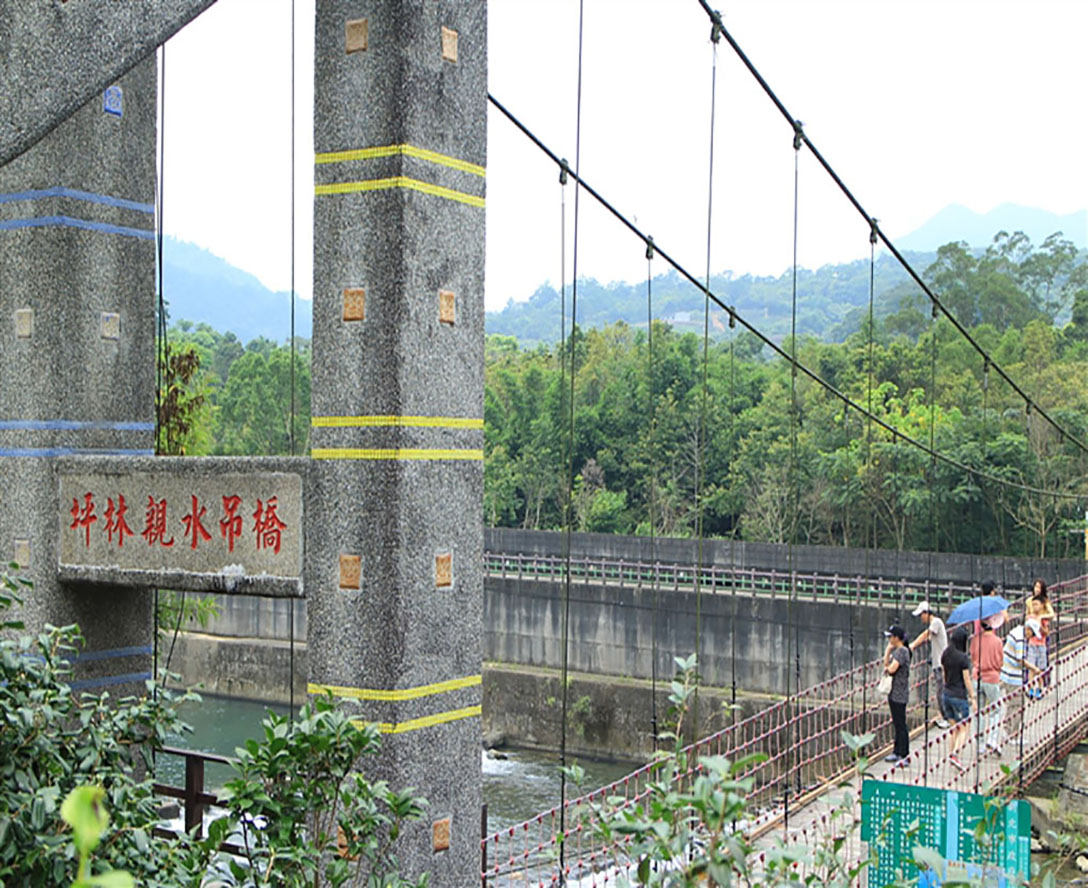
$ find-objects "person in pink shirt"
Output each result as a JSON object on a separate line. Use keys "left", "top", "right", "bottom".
{"left": 971, "top": 619, "right": 1005, "bottom": 754}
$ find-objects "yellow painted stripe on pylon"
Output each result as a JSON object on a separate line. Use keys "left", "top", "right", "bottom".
{"left": 352, "top": 704, "right": 482, "bottom": 735}
{"left": 314, "top": 176, "right": 484, "bottom": 208}
{"left": 310, "top": 447, "right": 483, "bottom": 461}
{"left": 311, "top": 415, "right": 483, "bottom": 430}
{"left": 308, "top": 674, "right": 481, "bottom": 702}
{"left": 315, "top": 144, "right": 486, "bottom": 177}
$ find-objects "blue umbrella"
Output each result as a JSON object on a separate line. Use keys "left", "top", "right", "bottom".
{"left": 946, "top": 595, "right": 1011, "bottom": 627}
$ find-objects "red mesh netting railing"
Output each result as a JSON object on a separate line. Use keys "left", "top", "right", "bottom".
{"left": 481, "top": 573, "right": 1088, "bottom": 886}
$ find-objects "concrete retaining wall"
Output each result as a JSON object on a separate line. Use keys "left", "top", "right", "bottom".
{"left": 190, "top": 576, "right": 900, "bottom": 694}
{"left": 485, "top": 576, "right": 900, "bottom": 694}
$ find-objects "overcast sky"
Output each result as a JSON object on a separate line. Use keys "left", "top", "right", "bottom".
{"left": 161, "top": 0, "right": 1087, "bottom": 315}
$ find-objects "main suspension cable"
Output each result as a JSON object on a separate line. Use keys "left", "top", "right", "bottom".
{"left": 486, "top": 93, "right": 1084, "bottom": 505}
{"left": 694, "top": 0, "right": 1088, "bottom": 461}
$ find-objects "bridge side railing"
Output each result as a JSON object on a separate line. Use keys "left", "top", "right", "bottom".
{"left": 481, "top": 574, "right": 1088, "bottom": 886}
{"left": 485, "top": 551, "right": 982, "bottom": 607}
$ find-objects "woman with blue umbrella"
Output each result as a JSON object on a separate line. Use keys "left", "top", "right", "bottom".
{"left": 947, "top": 594, "right": 1011, "bottom": 631}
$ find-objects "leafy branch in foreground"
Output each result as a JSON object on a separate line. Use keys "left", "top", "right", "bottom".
{"left": 216, "top": 698, "right": 429, "bottom": 888}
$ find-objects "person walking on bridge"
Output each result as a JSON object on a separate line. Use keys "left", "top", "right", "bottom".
{"left": 1027, "top": 579, "right": 1055, "bottom": 689}
{"left": 970, "top": 619, "right": 1004, "bottom": 754}
{"left": 883, "top": 625, "right": 911, "bottom": 764}
{"left": 941, "top": 625, "right": 977, "bottom": 772}
{"left": 1000, "top": 620, "right": 1043, "bottom": 741}
{"left": 909, "top": 600, "right": 951, "bottom": 729}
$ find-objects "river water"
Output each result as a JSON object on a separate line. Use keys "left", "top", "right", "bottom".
{"left": 154, "top": 694, "right": 638, "bottom": 837}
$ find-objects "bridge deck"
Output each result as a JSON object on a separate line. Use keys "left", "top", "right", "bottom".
{"left": 481, "top": 573, "right": 1088, "bottom": 886}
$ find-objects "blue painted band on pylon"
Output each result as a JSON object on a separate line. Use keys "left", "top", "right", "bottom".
{"left": 0, "top": 420, "right": 155, "bottom": 432}
{"left": 68, "top": 671, "right": 152, "bottom": 691}
{"left": 0, "top": 216, "right": 154, "bottom": 240}
{"left": 72, "top": 645, "right": 153, "bottom": 664}
{"left": 0, "top": 447, "right": 154, "bottom": 458}
{"left": 0, "top": 187, "right": 154, "bottom": 214}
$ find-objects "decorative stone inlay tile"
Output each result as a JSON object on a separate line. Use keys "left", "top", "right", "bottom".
{"left": 343, "top": 288, "right": 366, "bottom": 322}
{"left": 345, "top": 18, "right": 369, "bottom": 54}
{"left": 13, "top": 539, "right": 30, "bottom": 569}
{"left": 438, "top": 289, "right": 456, "bottom": 325}
{"left": 339, "top": 554, "right": 362, "bottom": 590}
{"left": 432, "top": 817, "right": 450, "bottom": 852}
{"left": 14, "top": 308, "right": 33, "bottom": 339}
{"left": 100, "top": 311, "right": 121, "bottom": 340}
{"left": 441, "top": 26, "right": 458, "bottom": 63}
{"left": 434, "top": 551, "right": 452, "bottom": 588}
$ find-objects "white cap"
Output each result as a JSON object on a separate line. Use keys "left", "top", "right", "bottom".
{"left": 1026, "top": 618, "right": 1042, "bottom": 637}
{"left": 912, "top": 600, "right": 932, "bottom": 617}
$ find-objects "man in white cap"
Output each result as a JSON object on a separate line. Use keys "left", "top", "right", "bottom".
{"left": 909, "top": 600, "right": 950, "bottom": 729}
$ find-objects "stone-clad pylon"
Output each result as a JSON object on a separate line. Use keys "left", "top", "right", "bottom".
{"left": 0, "top": 2, "right": 486, "bottom": 883}
{"left": 306, "top": 2, "right": 486, "bottom": 883}
{"left": 0, "top": 57, "right": 158, "bottom": 692}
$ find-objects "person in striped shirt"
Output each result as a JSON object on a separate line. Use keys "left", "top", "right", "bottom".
{"left": 1000, "top": 619, "right": 1043, "bottom": 742}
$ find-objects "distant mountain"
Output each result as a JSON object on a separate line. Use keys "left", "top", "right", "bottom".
{"left": 163, "top": 237, "right": 312, "bottom": 344}
{"left": 484, "top": 252, "right": 936, "bottom": 347}
{"left": 895, "top": 203, "right": 1087, "bottom": 253}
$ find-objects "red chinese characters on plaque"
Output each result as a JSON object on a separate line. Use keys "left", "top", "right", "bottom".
{"left": 70, "top": 493, "right": 97, "bottom": 547}
{"left": 103, "top": 495, "right": 134, "bottom": 547}
{"left": 220, "top": 495, "right": 243, "bottom": 552}
{"left": 141, "top": 496, "right": 174, "bottom": 547}
{"left": 59, "top": 472, "right": 302, "bottom": 589}
{"left": 253, "top": 497, "right": 287, "bottom": 554}
{"left": 63, "top": 484, "right": 294, "bottom": 559}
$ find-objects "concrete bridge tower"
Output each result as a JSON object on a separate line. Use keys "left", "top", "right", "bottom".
{"left": 304, "top": 1, "right": 488, "bottom": 882}
{"left": 1, "top": 2, "right": 486, "bottom": 883}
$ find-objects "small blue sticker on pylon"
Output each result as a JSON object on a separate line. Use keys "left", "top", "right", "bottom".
{"left": 103, "top": 85, "right": 123, "bottom": 118}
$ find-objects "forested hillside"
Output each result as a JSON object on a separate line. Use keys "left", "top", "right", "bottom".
{"left": 484, "top": 252, "right": 935, "bottom": 346}
{"left": 165, "top": 230, "right": 1087, "bottom": 559}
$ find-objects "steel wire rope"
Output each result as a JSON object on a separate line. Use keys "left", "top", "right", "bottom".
{"left": 153, "top": 44, "right": 189, "bottom": 699}
{"left": 646, "top": 237, "right": 660, "bottom": 746}
{"left": 289, "top": 0, "right": 297, "bottom": 461}
{"left": 486, "top": 94, "right": 1082, "bottom": 506}
{"left": 694, "top": 1, "right": 1088, "bottom": 464}
{"left": 152, "top": 41, "right": 168, "bottom": 723}
{"left": 973, "top": 359, "right": 991, "bottom": 794}
{"left": 1018, "top": 592, "right": 1027, "bottom": 796}
{"left": 729, "top": 308, "right": 737, "bottom": 728}
{"left": 1053, "top": 513, "right": 1061, "bottom": 780}
{"left": 155, "top": 43, "right": 169, "bottom": 458}
{"left": 783, "top": 124, "right": 802, "bottom": 834}
{"left": 922, "top": 299, "right": 940, "bottom": 784}
{"left": 692, "top": 18, "right": 722, "bottom": 748}
{"left": 860, "top": 221, "right": 878, "bottom": 740}
{"left": 559, "top": 0, "right": 586, "bottom": 866}
{"left": 287, "top": 0, "right": 296, "bottom": 723}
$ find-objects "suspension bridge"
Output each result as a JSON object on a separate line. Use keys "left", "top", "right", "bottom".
{"left": 1, "top": 1, "right": 1085, "bottom": 886}
{"left": 480, "top": 571, "right": 1088, "bottom": 885}
{"left": 478, "top": 1, "right": 1088, "bottom": 883}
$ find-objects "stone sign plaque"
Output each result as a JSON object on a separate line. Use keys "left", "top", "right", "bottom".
{"left": 58, "top": 471, "right": 303, "bottom": 596}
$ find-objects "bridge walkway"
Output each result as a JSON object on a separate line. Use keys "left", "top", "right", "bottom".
{"left": 481, "top": 572, "right": 1088, "bottom": 886}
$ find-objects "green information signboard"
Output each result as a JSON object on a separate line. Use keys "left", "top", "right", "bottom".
{"left": 860, "top": 779, "right": 1031, "bottom": 887}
